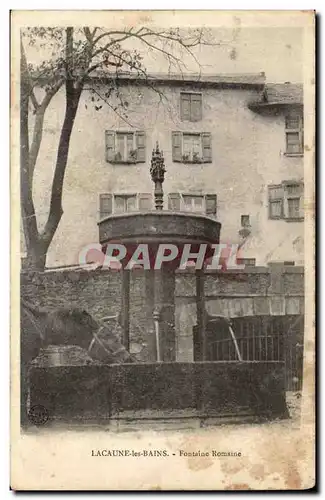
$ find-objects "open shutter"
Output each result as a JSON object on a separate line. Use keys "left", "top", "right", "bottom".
{"left": 105, "top": 131, "right": 115, "bottom": 162}
{"left": 191, "top": 94, "right": 202, "bottom": 121}
{"left": 99, "top": 194, "right": 112, "bottom": 219}
{"left": 168, "top": 193, "right": 181, "bottom": 211}
{"left": 268, "top": 185, "right": 284, "bottom": 219}
{"left": 138, "top": 193, "right": 152, "bottom": 211}
{"left": 172, "top": 132, "right": 182, "bottom": 162}
{"left": 180, "top": 93, "right": 191, "bottom": 121}
{"left": 135, "top": 131, "right": 146, "bottom": 162}
{"left": 205, "top": 194, "right": 217, "bottom": 216}
{"left": 201, "top": 133, "right": 212, "bottom": 162}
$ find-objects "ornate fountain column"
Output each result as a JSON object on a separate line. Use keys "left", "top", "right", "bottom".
{"left": 150, "top": 142, "right": 166, "bottom": 210}
{"left": 98, "top": 142, "right": 221, "bottom": 363}
{"left": 149, "top": 142, "right": 176, "bottom": 361}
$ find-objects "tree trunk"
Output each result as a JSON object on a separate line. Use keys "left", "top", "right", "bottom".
{"left": 40, "top": 28, "right": 82, "bottom": 260}
{"left": 24, "top": 241, "right": 48, "bottom": 271}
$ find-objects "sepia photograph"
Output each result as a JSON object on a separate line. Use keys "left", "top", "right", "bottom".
{"left": 11, "top": 9, "right": 315, "bottom": 491}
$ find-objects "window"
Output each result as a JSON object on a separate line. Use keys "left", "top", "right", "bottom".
{"left": 180, "top": 92, "right": 202, "bottom": 121}
{"left": 168, "top": 193, "right": 217, "bottom": 216}
{"left": 105, "top": 131, "right": 146, "bottom": 163}
{"left": 285, "top": 114, "right": 304, "bottom": 155}
{"left": 268, "top": 181, "right": 304, "bottom": 221}
{"left": 114, "top": 195, "right": 137, "bottom": 214}
{"left": 236, "top": 258, "right": 256, "bottom": 267}
{"left": 172, "top": 132, "right": 212, "bottom": 163}
{"left": 241, "top": 215, "right": 251, "bottom": 227}
{"left": 99, "top": 193, "right": 152, "bottom": 219}
{"left": 183, "top": 195, "right": 205, "bottom": 213}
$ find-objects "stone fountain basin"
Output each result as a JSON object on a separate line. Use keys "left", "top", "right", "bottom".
{"left": 98, "top": 211, "right": 221, "bottom": 267}
{"left": 98, "top": 211, "right": 221, "bottom": 246}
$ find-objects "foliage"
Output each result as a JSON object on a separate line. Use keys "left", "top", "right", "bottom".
{"left": 21, "top": 25, "right": 218, "bottom": 270}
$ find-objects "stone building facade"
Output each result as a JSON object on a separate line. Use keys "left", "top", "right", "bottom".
{"left": 27, "top": 72, "right": 304, "bottom": 268}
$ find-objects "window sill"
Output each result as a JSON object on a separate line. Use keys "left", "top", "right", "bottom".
{"left": 269, "top": 217, "right": 304, "bottom": 222}
{"left": 179, "top": 160, "right": 211, "bottom": 164}
{"left": 285, "top": 217, "right": 304, "bottom": 222}
{"left": 284, "top": 153, "right": 304, "bottom": 158}
{"left": 108, "top": 160, "right": 143, "bottom": 165}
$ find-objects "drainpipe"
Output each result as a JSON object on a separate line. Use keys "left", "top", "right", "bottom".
{"left": 153, "top": 309, "right": 161, "bottom": 362}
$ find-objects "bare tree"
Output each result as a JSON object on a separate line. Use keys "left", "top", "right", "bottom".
{"left": 21, "top": 26, "right": 218, "bottom": 270}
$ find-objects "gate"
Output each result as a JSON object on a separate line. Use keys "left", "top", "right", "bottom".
{"left": 194, "top": 315, "right": 304, "bottom": 391}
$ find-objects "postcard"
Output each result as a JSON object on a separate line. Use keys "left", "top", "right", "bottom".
{"left": 10, "top": 9, "right": 315, "bottom": 490}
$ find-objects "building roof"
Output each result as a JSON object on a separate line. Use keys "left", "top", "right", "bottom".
{"left": 248, "top": 82, "right": 303, "bottom": 110}
{"left": 264, "top": 83, "right": 303, "bottom": 104}
{"left": 85, "top": 71, "right": 267, "bottom": 89}
{"left": 30, "top": 69, "right": 267, "bottom": 89}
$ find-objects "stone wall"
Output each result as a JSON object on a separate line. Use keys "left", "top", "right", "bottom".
{"left": 21, "top": 266, "right": 304, "bottom": 361}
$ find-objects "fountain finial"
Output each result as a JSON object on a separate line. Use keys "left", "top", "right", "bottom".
{"left": 150, "top": 141, "right": 166, "bottom": 210}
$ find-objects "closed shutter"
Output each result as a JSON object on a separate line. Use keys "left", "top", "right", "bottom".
{"left": 180, "top": 93, "right": 191, "bottom": 121}
{"left": 105, "top": 131, "right": 115, "bottom": 162}
{"left": 138, "top": 193, "right": 152, "bottom": 211}
{"left": 205, "top": 194, "right": 217, "bottom": 216}
{"left": 201, "top": 133, "right": 212, "bottom": 162}
{"left": 135, "top": 131, "right": 146, "bottom": 162}
{"left": 172, "top": 132, "right": 182, "bottom": 162}
{"left": 191, "top": 94, "right": 202, "bottom": 121}
{"left": 168, "top": 193, "right": 181, "bottom": 211}
{"left": 99, "top": 194, "right": 112, "bottom": 219}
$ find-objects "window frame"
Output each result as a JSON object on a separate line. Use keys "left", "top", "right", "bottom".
{"left": 167, "top": 192, "right": 217, "bottom": 217}
{"left": 182, "top": 194, "right": 205, "bottom": 213}
{"left": 268, "top": 181, "right": 304, "bottom": 222}
{"left": 113, "top": 193, "right": 138, "bottom": 214}
{"left": 105, "top": 130, "right": 146, "bottom": 164}
{"left": 99, "top": 193, "right": 153, "bottom": 219}
{"left": 115, "top": 132, "right": 136, "bottom": 163}
{"left": 285, "top": 113, "right": 304, "bottom": 156}
{"left": 172, "top": 131, "right": 212, "bottom": 164}
{"left": 182, "top": 133, "right": 203, "bottom": 163}
{"left": 283, "top": 181, "right": 304, "bottom": 221}
{"left": 180, "top": 92, "right": 202, "bottom": 122}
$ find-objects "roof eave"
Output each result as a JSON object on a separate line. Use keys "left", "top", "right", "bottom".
{"left": 84, "top": 73, "right": 266, "bottom": 89}
{"left": 248, "top": 101, "right": 303, "bottom": 112}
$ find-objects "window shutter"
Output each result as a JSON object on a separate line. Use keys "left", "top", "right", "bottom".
{"left": 105, "top": 131, "right": 115, "bottom": 162}
{"left": 268, "top": 185, "right": 284, "bottom": 219}
{"left": 135, "top": 131, "right": 146, "bottom": 162}
{"left": 201, "top": 133, "right": 212, "bottom": 162}
{"left": 99, "top": 194, "right": 112, "bottom": 219}
{"left": 180, "top": 93, "right": 191, "bottom": 121}
{"left": 138, "top": 193, "right": 152, "bottom": 211}
{"left": 205, "top": 194, "right": 217, "bottom": 216}
{"left": 191, "top": 94, "right": 202, "bottom": 121}
{"left": 168, "top": 193, "right": 181, "bottom": 211}
{"left": 172, "top": 132, "right": 182, "bottom": 162}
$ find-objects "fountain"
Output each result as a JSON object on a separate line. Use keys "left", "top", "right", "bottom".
{"left": 28, "top": 143, "right": 289, "bottom": 426}
{"left": 98, "top": 142, "right": 221, "bottom": 363}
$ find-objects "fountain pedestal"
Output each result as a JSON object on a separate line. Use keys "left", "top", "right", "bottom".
{"left": 98, "top": 212, "right": 221, "bottom": 361}
{"left": 98, "top": 143, "right": 221, "bottom": 362}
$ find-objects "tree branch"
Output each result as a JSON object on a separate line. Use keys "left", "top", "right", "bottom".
{"left": 28, "top": 81, "right": 63, "bottom": 183}
{"left": 20, "top": 37, "right": 39, "bottom": 247}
